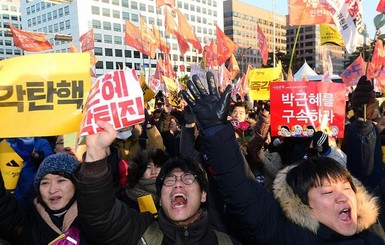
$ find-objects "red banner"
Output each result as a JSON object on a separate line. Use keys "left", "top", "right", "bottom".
{"left": 257, "top": 25, "right": 268, "bottom": 65}
{"left": 270, "top": 82, "right": 346, "bottom": 138}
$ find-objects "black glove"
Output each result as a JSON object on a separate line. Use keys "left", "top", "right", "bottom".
{"left": 181, "top": 72, "right": 232, "bottom": 130}
{"left": 183, "top": 105, "right": 195, "bottom": 125}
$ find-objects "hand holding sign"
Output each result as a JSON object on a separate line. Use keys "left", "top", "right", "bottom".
{"left": 80, "top": 68, "right": 145, "bottom": 137}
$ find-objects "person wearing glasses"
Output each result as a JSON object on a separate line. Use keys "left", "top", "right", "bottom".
{"left": 74, "top": 120, "right": 240, "bottom": 244}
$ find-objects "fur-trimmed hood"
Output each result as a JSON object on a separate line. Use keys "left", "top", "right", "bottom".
{"left": 273, "top": 165, "right": 380, "bottom": 234}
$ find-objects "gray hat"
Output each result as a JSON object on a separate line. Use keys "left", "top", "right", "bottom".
{"left": 34, "top": 153, "right": 78, "bottom": 191}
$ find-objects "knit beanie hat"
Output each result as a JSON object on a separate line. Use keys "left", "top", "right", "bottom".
{"left": 34, "top": 153, "right": 78, "bottom": 191}
{"left": 311, "top": 131, "right": 329, "bottom": 155}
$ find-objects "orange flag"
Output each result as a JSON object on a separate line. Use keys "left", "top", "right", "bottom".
{"left": 155, "top": 57, "right": 165, "bottom": 79}
{"left": 165, "top": 8, "right": 178, "bottom": 35}
{"left": 9, "top": 24, "right": 52, "bottom": 52}
{"left": 125, "top": 20, "right": 154, "bottom": 58}
{"left": 370, "top": 39, "right": 385, "bottom": 77}
{"left": 175, "top": 8, "right": 202, "bottom": 53}
{"left": 219, "top": 65, "right": 232, "bottom": 89}
{"left": 288, "top": 0, "right": 334, "bottom": 25}
{"left": 156, "top": 0, "right": 175, "bottom": 8}
{"left": 152, "top": 23, "right": 170, "bottom": 54}
{"left": 216, "top": 25, "right": 238, "bottom": 66}
{"left": 243, "top": 65, "right": 253, "bottom": 94}
{"left": 164, "top": 55, "right": 176, "bottom": 78}
{"left": 228, "top": 54, "right": 240, "bottom": 80}
{"left": 69, "top": 42, "right": 79, "bottom": 53}
{"left": 165, "top": 8, "right": 189, "bottom": 56}
{"left": 79, "top": 28, "right": 94, "bottom": 52}
{"left": 140, "top": 17, "right": 157, "bottom": 47}
{"left": 257, "top": 25, "right": 268, "bottom": 66}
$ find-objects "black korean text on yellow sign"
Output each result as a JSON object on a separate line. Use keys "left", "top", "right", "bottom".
{"left": 0, "top": 53, "right": 91, "bottom": 137}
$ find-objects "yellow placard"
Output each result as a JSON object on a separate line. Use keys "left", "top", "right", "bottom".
{"left": 320, "top": 24, "right": 345, "bottom": 47}
{"left": 0, "top": 140, "right": 23, "bottom": 191}
{"left": 162, "top": 76, "right": 179, "bottom": 107}
{"left": 137, "top": 194, "right": 158, "bottom": 214}
{"left": 140, "top": 73, "right": 156, "bottom": 104}
{"left": 248, "top": 61, "right": 283, "bottom": 100}
{"left": 0, "top": 53, "right": 91, "bottom": 138}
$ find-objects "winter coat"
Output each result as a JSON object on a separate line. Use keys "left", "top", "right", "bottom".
{"left": 203, "top": 123, "right": 385, "bottom": 244}
{"left": 75, "top": 158, "right": 240, "bottom": 245}
{"left": 0, "top": 174, "right": 87, "bottom": 244}
{"left": 344, "top": 119, "right": 385, "bottom": 190}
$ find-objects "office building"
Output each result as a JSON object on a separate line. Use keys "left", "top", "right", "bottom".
{"left": 223, "top": 0, "right": 287, "bottom": 71}
{"left": 19, "top": 0, "right": 223, "bottom": 78}
{"left": 0, "top": 0, "right": 22, "bottom": 60}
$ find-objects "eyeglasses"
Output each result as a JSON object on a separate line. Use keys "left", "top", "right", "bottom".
{"left": 162, "top": 173, "right": 197, "bottom": 186}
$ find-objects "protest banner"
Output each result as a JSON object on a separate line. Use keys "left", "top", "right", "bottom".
{"left": 270, "top": 81, "right": 346, "bottom": 138}
{"left": 0, "top": 53, "right": 91, "bottom": 138}
{"left": 80, "top": 68, "right": 144, "bottom": 136}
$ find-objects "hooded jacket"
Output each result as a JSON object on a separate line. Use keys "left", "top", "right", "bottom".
{"left": 203, "top": 123, "right": 385, "bottom": 244}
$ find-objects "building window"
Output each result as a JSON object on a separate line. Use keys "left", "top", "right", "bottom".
{"left": 103, "top": 21, "right": 111, "bottom": 30}
{"left": 95, "top": 33, "right": 102, "bottom": 42}
{"left": 106, "top": 61, "right": 114, "bottom": 69}
{"left": 102, "top": 8, "right": 110, "bottom": 17}
{"left": 113, "top": 23, "right": 121, "bottom": 31}
{"left": 113, "top": 10, "right": 120, "bottom": 18}
{"left": 140, "top": 3, "right": 146, "bottom": 11}
{"left": 96, "top": 61, "right": 103, "bottom": 69}
{"left": 131, "top": 13, "right": 138, "bottom": 22}
{"left": 131, "top": 1, "right": 138, "bottom": 10}
{"left": 122, "top": 11, "right": 129, "bottom": 20}
{"left": 105, "top": 48, "right": 113, "bottom": 56}
{"left": 116, "top": 62, "right": 123, "bottom": 69}
{"left": 92, "top": 6, "right": 100, "bottom": 15}
{"left": 122, "top": 0, "right": 128, "bottom": 7}
{"left": 93, "top": 20, "right": 101, "bottom": 29}
{"left": 104, "top": 35, "right": 112, "bottom": 44}
{"left": 112, "top": 0, "right": 119, "bottom": 5}
{"left": 114, "top": 36, "right": 122, "bottom": 44}
{"left": 95, "top": 47, "right": 103, "bottom": 55}
{"left": 115, "top": 49, "right": 122, "bottom": 57}
{"left": 125, "top": 50, "right": 131, "bottom": 58}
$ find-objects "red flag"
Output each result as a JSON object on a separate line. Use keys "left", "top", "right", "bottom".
{"left": 228, "top": 54, "right": 240, "bottom": 80}
{"left": 125, "top": 20, "right": 154, "bottom": 58}
{"left": 179, "top": 64, "right": 185, "bottom": 71}
{"left": 79, "top": 28, "right": 94, "bottom": 52}
{"left": 216, "top": 25, "right": 238, "bottom": 65}
{"left": 204, "top": 39, "right": 218, "bottom": 68}
{"left": 156, "top": 0, "right": 175, "bottom": 8}
{"left": 152, "top": 23, "right": 170, "bottom": 54}
{"left": 377, "top": 0, "right": 385, "bottom": 13}
{"left": 257, "top": 25, "right": 268, "bottom": 66}
{"left": 288, "top": 0, "right": 334, "bottom": 25}
{"left": 9, "top": 24, "right": 52, "bottom": 52}
{"left": 341, "top": 55, "right": 366, "bottom": 86}
{"left": 175, "top": 8, "right": 202, "bottom": 53}
{"left": 370, "top": 39, "right": 385, "bottom": 77}
{"left": 175, "top": 31, "right": 189, "bottom": 56}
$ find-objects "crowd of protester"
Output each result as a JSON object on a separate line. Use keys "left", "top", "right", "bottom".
{"left": 2, "top": 73, "right": 385, "bottom": 244}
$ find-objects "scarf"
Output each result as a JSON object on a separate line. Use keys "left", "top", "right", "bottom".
{"left": 126, "top": 178, "right": 159, "bottom": 204}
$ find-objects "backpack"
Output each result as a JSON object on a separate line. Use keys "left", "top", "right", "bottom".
{"left": 138, "top": 221, "right": 233, "bottom": 245}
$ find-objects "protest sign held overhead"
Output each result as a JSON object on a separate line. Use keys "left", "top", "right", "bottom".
{"left": 80, "top": 68, "right": 145, "bottom": 136}
{"left": 270, "top": 81, "right": 346, "bottom": 138}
